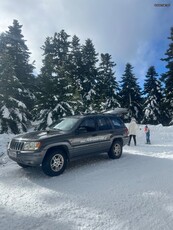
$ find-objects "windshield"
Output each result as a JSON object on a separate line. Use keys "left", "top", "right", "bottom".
{"left": 50, "top": 117, "right": 79, "bottom": 131}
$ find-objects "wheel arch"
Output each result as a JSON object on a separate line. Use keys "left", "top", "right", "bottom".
{"left": 43, "top": 145, "right": 70, "bottom": 163}
{"left": 112, "top": 137, "right": 123, "bottom": 146}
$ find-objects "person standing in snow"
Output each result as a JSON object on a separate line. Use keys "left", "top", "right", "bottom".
{"left": 144, "top": 125, "right": 151, "bottom": 144}
{"left": 128, "top": 117, "right": 138, "bottom": 146}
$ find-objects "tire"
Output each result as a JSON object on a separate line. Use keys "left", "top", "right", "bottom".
{"left": 17, "top": 162, "right": 30, "bottom": 168}
{"left": 42, "top": 149, "right": 67, "bottom": 177}
{"left": 108, "top": 140, "right": 122, "bottom": 159}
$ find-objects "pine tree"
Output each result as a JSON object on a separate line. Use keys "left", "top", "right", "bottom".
{"left": 80, "top": 39, "right": 99, "bottom": 112}
{"left": 6, "top": 20, "right": 35, "bottom": 109}
{"left": 142, "top": 66, "right": 163, "bottom": 124}
{"left": 96, "top": 53, "right": 120, "bottom": 111}
{"left": 68, "top": 35, "right": 83, "bottom": 112}
{"left": 161, "top": 27, "right": 173, "bottom": 124}
{"left": 35, "top": 30, "right": 76, "bottom": 129}
{"left": 0, "top": 20, "right": 35, "bottom": 134}
{"left": 119, "top": 63, "right": 143, "bottom": 121}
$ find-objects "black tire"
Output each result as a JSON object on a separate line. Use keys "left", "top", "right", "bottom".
{"left": 17, "top": 162, "right": 30, "bottom": 168}
{"left": 108, "top": 140, "right": 122, "bottom": 159}
{"left": 42, "top": 149, "right": 67, "bottom": 177}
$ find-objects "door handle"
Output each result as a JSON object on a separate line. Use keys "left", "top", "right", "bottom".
{"left": 92, "top": 133, "right": 97, "bottom": 136}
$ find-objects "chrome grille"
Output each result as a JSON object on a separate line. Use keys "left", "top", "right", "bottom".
{"left": 10, "top": 140, "right": 24, "bottom": 151}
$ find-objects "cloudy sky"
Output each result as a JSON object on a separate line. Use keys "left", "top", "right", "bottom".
{"left": 0, "top": 0, "right": 172, "bottom": 86}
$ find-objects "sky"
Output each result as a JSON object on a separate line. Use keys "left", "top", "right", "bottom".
{"left": 0, "top": 0, "right": 173, "bottom": 86}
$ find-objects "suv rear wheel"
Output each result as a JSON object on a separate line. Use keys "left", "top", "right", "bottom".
{"left": 108, "top": 140, "right": 122, "bottom": 159}
{"left": 42, "top": 149, "right": 67, "bottom": 176}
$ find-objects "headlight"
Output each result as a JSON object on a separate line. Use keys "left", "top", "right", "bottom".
{"left": 7, "top": 140, "right": 11, "bottom": 149}
{"left": 23, "top": 142, "right": 41, "bottom": 151}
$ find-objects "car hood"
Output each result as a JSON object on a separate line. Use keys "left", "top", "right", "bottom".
{"left": 14, "top": 130, "right": 65, "bottom": 141}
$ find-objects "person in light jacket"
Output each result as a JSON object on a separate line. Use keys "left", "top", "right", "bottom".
{"left": 128, "top": 117, "right": 138, "bottom": 146}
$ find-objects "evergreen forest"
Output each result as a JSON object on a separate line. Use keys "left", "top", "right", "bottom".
{"left": 0, "top": 20, "right": 173, "bottom": 134}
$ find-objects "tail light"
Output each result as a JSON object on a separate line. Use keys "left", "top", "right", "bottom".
{"left": 124, "top": 127, "right": 129, "bottom": 136}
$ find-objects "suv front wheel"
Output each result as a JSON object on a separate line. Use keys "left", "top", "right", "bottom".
{"left": 108, "top": 140, "right": 122, "bottom": 159}
{"left": 42, "top": 149, "right": 67, "bottom": 176}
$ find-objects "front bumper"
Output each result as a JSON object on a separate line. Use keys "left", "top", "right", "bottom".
{"left": 7, "top": 149, "right": 45, "bottom": 166}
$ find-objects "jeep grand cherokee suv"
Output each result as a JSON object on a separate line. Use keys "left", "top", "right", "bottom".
{"left": 7, "top": 113, "right": 128, "bottom": 176}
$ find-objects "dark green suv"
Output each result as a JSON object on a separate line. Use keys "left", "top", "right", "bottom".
{"left": 7, "top": 113, "right": 128, "bottom": 176}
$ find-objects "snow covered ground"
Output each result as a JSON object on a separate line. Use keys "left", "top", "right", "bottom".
{"left": 0, "top": 124, "right": 173, "bottom": 230}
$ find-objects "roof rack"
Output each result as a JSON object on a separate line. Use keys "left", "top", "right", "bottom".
{"left": 103, "top": 108, "right": 128, "bottom": 115}
{"left": 81, "top": 108, "right": 128, "bottom": 116}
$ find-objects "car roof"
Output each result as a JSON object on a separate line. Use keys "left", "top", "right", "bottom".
{"left": 65, "top": 113, "right": 119, "bottom": 119}
{"left": 66, "top": 108, "right": 128, "bottom": 119}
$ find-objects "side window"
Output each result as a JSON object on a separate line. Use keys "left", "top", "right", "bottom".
{"left": 79, "top": 118, "right": 96, "bottom": 132}
{"left": 97, "top": 117, "right": 112, "bottom": 131}
{"left": 110, "top": 117, "right": 123, "bottom": 128}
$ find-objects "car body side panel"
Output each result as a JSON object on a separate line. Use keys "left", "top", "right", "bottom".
{"left": 68, "top": 131, "right": 112, "bottom": 157}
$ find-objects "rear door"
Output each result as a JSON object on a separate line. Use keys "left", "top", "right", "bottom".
{"left": 94, "top": 116, "right": 113, "bottom": 152}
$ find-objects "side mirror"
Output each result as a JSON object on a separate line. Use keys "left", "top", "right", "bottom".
{"left": 46, "top": 127, "right": 50, "bottom": 132}
{"left": 76, "top": 126, "right": 87, "bottom": 134}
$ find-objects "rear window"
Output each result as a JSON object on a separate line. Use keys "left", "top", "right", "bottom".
{"left": 110, "top": 117, "right": 124, "bottom": 128}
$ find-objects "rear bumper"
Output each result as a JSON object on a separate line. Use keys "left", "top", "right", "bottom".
{"left": 7, "top": 149, "right": 45, "bottom": 166}
{"left": 123, "top": 136, "right": 129, "bottom": 146}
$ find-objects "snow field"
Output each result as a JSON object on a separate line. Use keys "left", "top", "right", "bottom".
{"left": 0, "top": 124, "right": 173, "bottom": 230}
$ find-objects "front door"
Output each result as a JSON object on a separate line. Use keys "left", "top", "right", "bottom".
{"left": 69, "top": 117, "right": 112, "bottom": 157}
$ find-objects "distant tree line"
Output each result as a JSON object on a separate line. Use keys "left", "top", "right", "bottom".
{"left": 0, "top": 20, "right": 173, "bottom": 133}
